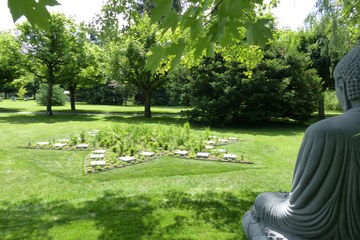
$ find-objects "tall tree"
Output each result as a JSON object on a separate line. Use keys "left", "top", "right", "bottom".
{"left": 301, "top": 0, "right": 360, "bottom": 118}
{"left": 116, "top": 16, "right": 168, "bottom": 118}
{"left": 92, "top": 0, "right": 275, "bottom": 71}
{"left": 60, "top": 29, "right": 103, "bottom": 111}
{"left": 0, "top": 32, "right": 23, "bottom": 85}
{"left": 18, "top": 13, "right": 89, "bottom": 115}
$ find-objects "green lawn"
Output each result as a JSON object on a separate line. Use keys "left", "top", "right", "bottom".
{"left": 0, "top": 101, "right": 307, "bottom": 240}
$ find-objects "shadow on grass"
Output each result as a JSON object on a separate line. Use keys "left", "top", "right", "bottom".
{"left": 0, "top": 107, "right": 27, "bottom": 113}
{"left": 103, "top": 115, "right": 187, "bottom": 126}
{"left": 0, "top": 113, "right": 186, "bottom": 126}
{"left": 0, "top": 190, "right": 259, "bottom": 239}
{"left": 0, "top": 114, "right": 100, "bottom": 124}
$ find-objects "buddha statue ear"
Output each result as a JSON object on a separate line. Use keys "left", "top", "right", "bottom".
{"left": 336, "top": 79, "right": 351, "bottom": 111}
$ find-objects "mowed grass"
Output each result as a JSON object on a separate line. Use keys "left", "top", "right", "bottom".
{"left": 0, "top": 101, "right": 307, "bottom": 240}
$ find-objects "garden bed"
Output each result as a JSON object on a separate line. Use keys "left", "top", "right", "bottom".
{"left": 26, "top": 123, "right": 252, "bottom": 174}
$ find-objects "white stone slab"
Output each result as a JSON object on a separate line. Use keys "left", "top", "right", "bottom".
{"left": 196, "top": 152, "right": 210, "bottom": 158}
{"left": 37, "top": 142, "right": 50, "bottom": 146}
{"left": 210, "top": 136, "right": 217, "bottom": 139}
{"left": 174, "top": 150, "right": 188, "bottom": 156}
{"left": 224, "top": 154, "right": 237, "bottom": 160}
{"left": 93, "top": 150, "right": 107, "bottom": 154}
{"left": 119, "top": 156, "right": 136, "bottom": 162}
{"left": 218, "top": 149, "right": 227, "bottom": 153}
{"left": 91, "top": 130, "right": 100, "bottom": 133}
{"left": 140, "top": 151, "right": 155, "bottom": 157}
{"left": 91, "top": 160, "right": 106, "bottom": 166}
{"left": 90, "top": 154, "right": 105, "bottom": 159}
{"left": 206, "top": 140, "right": 216, "bottom": 145}
{"left": 54, "top": 143, "right": 66, "bottom": 148}
{"left": 76, "top": 144, "right": 89, "bottom": 149}
{"left": 229, "top": 137, "right": 238, "bottom": 141}
{"left": 205, "top": 145, "right": 215, "bottom": 149}
{"left": 218, "top": 139, "right": 229, "bottom": 143}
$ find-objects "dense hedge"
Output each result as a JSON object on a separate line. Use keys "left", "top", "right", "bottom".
{"left": 168, "top": 45, "right": 321, "bottom": 125}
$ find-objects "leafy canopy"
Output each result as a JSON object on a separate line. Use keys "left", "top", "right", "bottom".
{"left": 146, "top": 0, "right": 276, "bottom": 71}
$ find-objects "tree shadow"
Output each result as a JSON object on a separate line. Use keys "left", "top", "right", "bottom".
{"left": 0, "top": 112, "right": 187, "bottom": 126}
{"left": 103, "top": 115, "right": 187, "bottom": 126}
{"left": 0, "top": 107, "right": 27, "bottom": 113}
{"left": 0, "top": 114, "right": 100, "bottom": 124}
{"left": 0, "top": 190, "right": 259, "bottom": 239}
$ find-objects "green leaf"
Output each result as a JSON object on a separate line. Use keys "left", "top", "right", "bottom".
{"left": 145, "top": 46, "right": 165, "bottom": 72}
{"left": 167, "top": 38, "right": 185, "bottom": 70}
{"left": 8, "top": 0, "right": 60, "bottom": 31}
{"left": 218, "top": 25, "right": 233, "bottom": 46}
{"left": 193, "top": 37, "right": 210, "bottom": 59}
{"left": 228, "top": 0, "right": 251, "bottom": 19}
{"left": 206, "top": 42, "right": 215, "bottom": 57}
{"left": 160, "top": 10, "right": 179, "bottom": 32}
{"left": 245, "top": 18, "right": 273, "bottom": 47}
{"left": 151, "top": 0, "right": 173, "bottom": 23}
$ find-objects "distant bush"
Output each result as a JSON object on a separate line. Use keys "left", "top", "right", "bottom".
{"left": 324, "top": 91, "right": 342, "bottom": 111}
{"left": 17, "top": 87, "right": 27, "bottom": 100}
{"left": 78, "top": 81, "right": 136, "bottom": 105}
{"left": 36, "top": 84, "right": 67, "bottom": 106}
{"left": 179, "top": 47, "right": 321, "bottom": 125}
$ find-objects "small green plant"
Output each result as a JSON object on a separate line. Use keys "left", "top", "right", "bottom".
{"left": 163, "top": 143, "right": 169, "bottom": 151}
{"left": 129, "top": 147, "right": 136, "bottom": 156}
{"left": 184, "top": 122, "right": 190, "bottom": 140}
{"left": 111, "top": 146, "right": 117, "bottom": 153}
{"left": 205, "top": 127, "right": 211, "bottom": 140}
{"left": 117, "top": 141, "right": 124, "bottom": 157}
{"left": 69, "top": 136, "right": 78, "bottom": 146}
{"left": 79, "top": 130, "right": 86, "bottom": 143}
{"left": 91, "top": 138, "right": 97, "bottom": 148}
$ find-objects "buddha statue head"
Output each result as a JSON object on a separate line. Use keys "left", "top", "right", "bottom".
{"left": 333, "top": 46, "right": 360, "bottom": 111}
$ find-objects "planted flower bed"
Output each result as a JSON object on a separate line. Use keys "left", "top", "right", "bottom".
{"left": 27, "top": 123, "right": 251, "bottom": 174}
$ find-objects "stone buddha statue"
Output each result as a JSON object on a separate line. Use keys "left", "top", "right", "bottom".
{"left": 242, "top": 46, "right": 360, "bottom": 240}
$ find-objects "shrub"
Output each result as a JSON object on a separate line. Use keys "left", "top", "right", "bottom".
{"left": 17, "top": 87, "right": 27, "bottom": 100}
{"left": 180, "top": 46, "right": 321, "bottom": 124}
{"left": 324, "top": 91, "right": 342, "bottom": 111}
{"left": 36, "top": 84, "right": 67, "bottom": 106}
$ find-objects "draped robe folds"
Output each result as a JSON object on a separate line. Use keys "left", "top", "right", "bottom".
{"left": 245, "top": 108, "right": 360, "bottom": 239}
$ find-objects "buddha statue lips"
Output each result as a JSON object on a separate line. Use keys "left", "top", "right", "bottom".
{"left": 242, "top": 46, "right": 360, "bottom": 240}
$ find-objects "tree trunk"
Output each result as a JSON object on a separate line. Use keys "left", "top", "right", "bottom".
{"left": 144, "top": 91, "right": 152, "bottom": 118}
{"left": 46, "top": 81, "right": 53, "bottom": 116}
{"left": 69, "top": 86, "right": 76, "bottom": 111}
{"left": 318, "top": 94, "right": 325, "bottom": 119}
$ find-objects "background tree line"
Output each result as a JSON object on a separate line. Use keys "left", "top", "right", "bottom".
{"left": 1, "top": 0, "right": 360, "bottom": 123}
